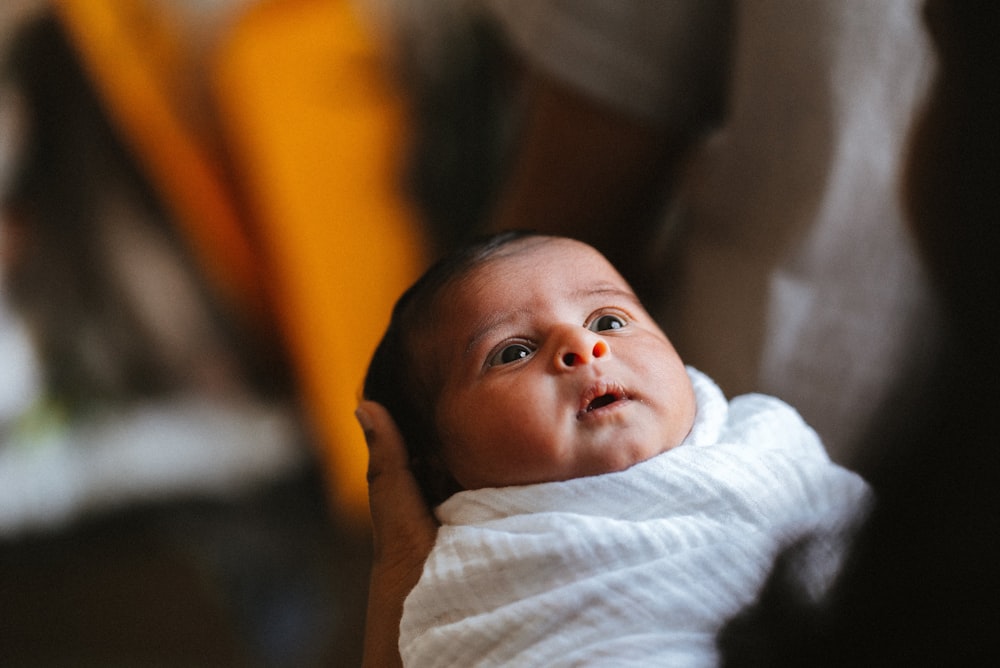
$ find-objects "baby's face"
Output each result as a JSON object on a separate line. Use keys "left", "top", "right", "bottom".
{"left": 424, "top": 237, "right": 696, "bottom": 491}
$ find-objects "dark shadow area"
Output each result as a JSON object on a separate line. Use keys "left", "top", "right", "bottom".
{"left": 0, "top": 465, "right": 372, "bottom": 667}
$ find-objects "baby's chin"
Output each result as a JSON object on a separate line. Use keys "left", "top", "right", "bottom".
{"left": 451, "top": 433, "right": 688, "bottom": 491}
{"left": 624, "top": 442, "right": 679, "bottom": 469}
{"left": 572, "top": 442, "right": 681, "bottom": 481}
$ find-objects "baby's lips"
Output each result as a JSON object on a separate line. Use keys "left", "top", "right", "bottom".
{"left": 577, "top": 380, "right": 629, "bottom": 417}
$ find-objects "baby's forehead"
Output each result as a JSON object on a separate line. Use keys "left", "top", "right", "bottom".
{"left": 437, "top": 238, "right": 630, "bottom": 322}
{"left": 459, "top": 236, "right": 603, "bottom": 283}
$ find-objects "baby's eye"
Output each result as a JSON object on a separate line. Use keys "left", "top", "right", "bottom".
{"left": 589, "top": 314, "right": 627, "bottom": 332}
{"left": 488, "top": 343, "right": 534, "bottom": 366}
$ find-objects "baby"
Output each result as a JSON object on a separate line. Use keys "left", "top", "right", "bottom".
{"left": 365, "top": 230, "right": 696, "bottom": 505}
{"left": 364, "top": 232, "right": 870, "bottom": 666}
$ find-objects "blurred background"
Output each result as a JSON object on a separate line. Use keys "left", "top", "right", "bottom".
{"left": 0, "top": 0, "right": 430, "bottom": 664}
{"left": 3, "top": 0, "right": 993, "bottom": 664}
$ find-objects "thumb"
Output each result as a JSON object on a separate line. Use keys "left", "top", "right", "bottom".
{"left": 357, "top": 400, "right": 437, "bottom": 668}
{"left": 356, "top": 400, "right": 437, "bottom": 563}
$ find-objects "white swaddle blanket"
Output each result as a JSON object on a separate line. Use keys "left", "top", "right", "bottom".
{"left": 400, "top": 369, "right": 871, "bottom": 667}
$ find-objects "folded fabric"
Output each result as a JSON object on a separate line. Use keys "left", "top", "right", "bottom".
{"left": 400, "top": 368, "right": 871, "bottom": 667}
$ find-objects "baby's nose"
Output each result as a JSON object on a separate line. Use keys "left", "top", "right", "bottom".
{"left": 555, "top": 329, "right": 610, "bottom": 370}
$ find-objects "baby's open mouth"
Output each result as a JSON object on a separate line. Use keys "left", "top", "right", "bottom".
{"left": 586, "top": 394, "right": 620, "bottom": 412}
{"left": 578, "top": 383, "right": 629, "bottom": 417}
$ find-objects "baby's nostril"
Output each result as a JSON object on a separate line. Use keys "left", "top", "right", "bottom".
{"left": 563, "top": 352, "right": 578, "bottom": 367}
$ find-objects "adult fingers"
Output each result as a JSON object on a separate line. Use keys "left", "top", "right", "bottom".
{"left": 357, "top": 400, "right": 437, "bottom": 668}
{"left": 357, "top": 400, "right": 437, "bottom": 560}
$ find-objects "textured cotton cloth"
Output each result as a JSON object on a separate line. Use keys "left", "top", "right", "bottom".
{"left": 399, "top": 369, "right": 871, "bottom": 667}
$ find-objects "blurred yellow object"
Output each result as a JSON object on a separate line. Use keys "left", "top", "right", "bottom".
{"left": 54, "top": 0, "right": 428, "bottom": 524}
{"left": 212, "top": 0, "right": 428, "bottom": 522}
{"left": 54, "top": 0, "right": 271, "bottom": 329}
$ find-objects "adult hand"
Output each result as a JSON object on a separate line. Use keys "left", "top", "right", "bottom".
{"left": 357, "top": 400, "right": 438, "bottom": 668}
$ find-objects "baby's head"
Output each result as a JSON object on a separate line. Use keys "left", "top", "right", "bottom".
{"left": 364, "top": 232, "right": 696, "bottom": 505}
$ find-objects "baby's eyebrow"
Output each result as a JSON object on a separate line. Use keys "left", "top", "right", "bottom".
{"left": 464, "top": 309, "right": 529, "bottom": 355}
{"left": 462, "top": 285, "right": 640, "bottom": 355}
{"left": 574, "top": 284, "right": 641, "bottom": 305}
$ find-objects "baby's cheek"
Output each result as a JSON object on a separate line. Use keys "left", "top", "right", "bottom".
{"left": 646, "top": 356, "right": 696, "bottom": 444}
{"left": 668, "top": 383, "right": 698, "bottom": 446}
{"left": 490, "top": 431, "right": 566, "bottom": 486}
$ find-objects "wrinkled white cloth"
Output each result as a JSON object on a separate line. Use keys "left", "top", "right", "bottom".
{"left": 400, "top": 368, "right": 871, "bottom": 667}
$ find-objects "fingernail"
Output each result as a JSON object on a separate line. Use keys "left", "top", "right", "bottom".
{"left": 355, "top": 406, "right": 374, "bottom": 441}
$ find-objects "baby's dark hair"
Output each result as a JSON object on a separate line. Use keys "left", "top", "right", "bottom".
{"left": 363, "top": 230, "right": 541, "bottom": 506}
